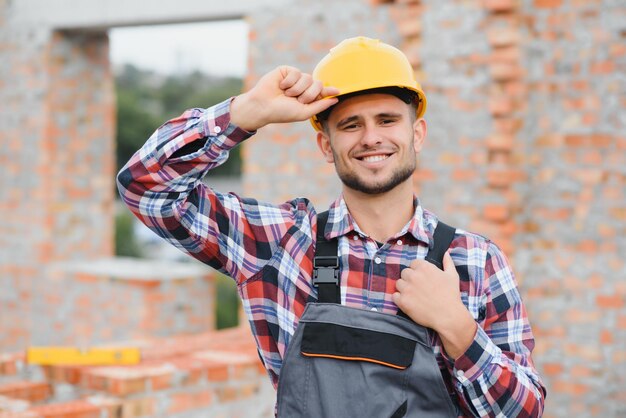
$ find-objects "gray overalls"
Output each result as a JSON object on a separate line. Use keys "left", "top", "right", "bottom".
{"left": 276, "top": 212, "right": 460, "bottom": 417}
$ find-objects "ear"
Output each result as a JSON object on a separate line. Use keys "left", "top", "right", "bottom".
{"left": 316, "top": 131, "right": 335, "bottom": 163}
{"left": 412, "top": 118, "right": 427, "bottom": 154}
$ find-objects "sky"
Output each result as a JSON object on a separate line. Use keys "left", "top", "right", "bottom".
{"left": 109, "top": 20, "right": 249, "bottom": 77}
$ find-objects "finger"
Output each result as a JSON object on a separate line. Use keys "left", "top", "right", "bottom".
{"left": 400, "top": 267, "right": 414, "bottom": 282}
{"left": 302, "top": 97, "right": 339, "bottom": 116}
{"left": 297, "top": 79, "right": 324, "bottom": 104}
{"left": 409, "top": 259, "right": 422, "bottom": 269}
{"left": 319, "top": 86, "right": 340, "bottom": 98}
{"left": 284, "top": 73, "right": 313, "bottom": 97}
{"left": 395, "top": 278, "right": 406, "bottom": 292}
{"left": 278, "top": 67, "right": 301, "bottom": 91}
{"left": 443, "top": 250, "right": 455, "bottom": 273}
{"left": 392, "top": 291, "right": 402, "bottom": 306}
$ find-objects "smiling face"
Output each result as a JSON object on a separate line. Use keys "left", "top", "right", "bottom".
{"left": 317, "top": 93, "right": 426, "bottom": 196}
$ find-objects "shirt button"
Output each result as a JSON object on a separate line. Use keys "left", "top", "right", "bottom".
{"left": 456, "top": 370, "right": 465, "bottom": 378}
{"left": 370, "top": 307, "right": 378, "bottom": 312}
{"left": 353, "top": 235, "right": 359, "bottom": 241}
{"left": 213, "top": 126, "right": 222, "bottom": 134}
{"left": 396, "top": 239, "right": 403, "bottom": 245}
{"left": 374, "top": 257, "right": 382, "bottom": 264}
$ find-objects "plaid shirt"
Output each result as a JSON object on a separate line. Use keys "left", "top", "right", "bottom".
{"left": 117, "top": 98, "right": 546, "bottom": 417}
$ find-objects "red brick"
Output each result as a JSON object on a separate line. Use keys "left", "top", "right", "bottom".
{"left": 487, "top": 27, "right": 521, "bottom": 48}
{"left": 0, "top": 381, "right": 51, "bottom": 403}
{"left": 590, "top": 60, "right": 616, "bottom": 75}
{"left": 486, "top": 134, "right": 515, "bottom": 151}
{"left": 483, "top": 204, "right": 510, "bottom": 222}
{"left": 564, "top": 309, "right": 601, "bottom": 324}
{"left": 570, "top": 365, "right": 595, "bottom": 379}
{"left": 486, "top": 168, "right": 526, "bottom": 188}
{"left": 565, "top": 134, "right": 613, "bottom": 147}
{"left": 534, "top": 0, "right": 563, "bottom": 8}
{"left": 397, "top": 18, "right": 422, "bottom": 38}
{"left": 168, "top": 390, "right": 214, "bottom": 415}
{"left": 488, "top": 96, "right": 515, "bottom": 116}
{"left": 573, "top": 169, "right": 605, "bottom": 185}
{"left": 489, "top": 62, "right": 524, "bottom": 81}
{"left": 542, "top": 362, "right": 563, "bottom": 376}
{"left": 0, "top": 354, "right": 23, "bottom": 375}
{"left": 595, "top": 294, "right": 624, "bottom": 309}
{"left": 412, "top": 168, "right": 435, "bottom": 182}
{"left": 552, "top": 380, "right": 591, "bottom": 396}
{"left": 600, "top": 329, "right": 614, "bottom": 344}
{"left": 452, "top": 169, "right": 479, "bottom": 181}
{"left": 482, "top": 0, "right": 516, "bottom": 12}
{"left": 120, "top": 397, "right": 155, "bottom": 418}
{"left": 29, "top": 399, "right": 102, "bottom": 418}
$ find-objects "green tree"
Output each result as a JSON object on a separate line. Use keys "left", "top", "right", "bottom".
{"left": 114, "top": 65, "right": 243, "bottom": 175}
{"left": 115, "top": 210, "right": 143, "bottom": 258}
{"left": 114, "top": 64, "right": 243, "bottom": 328}
{"left": 215, "top": 273, "right": 240, "bottom": 329}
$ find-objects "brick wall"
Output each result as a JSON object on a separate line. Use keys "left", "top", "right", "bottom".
{"left": 33, "top": 258, "right": 217, "bottom": 345}
{"left": 517, "top": 1, "right": 625, "bottom": 416}
{"left": 0, "top": 18, "right": 116, "bottom": 350}
{"left": 1, "top": 1, "right": 53, "bottom": 350}
{"left": 245, "top": 0, "right": 626, "bottom": 416}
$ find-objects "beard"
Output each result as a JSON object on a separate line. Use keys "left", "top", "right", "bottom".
{"left": 331, "top": 148, "right": 417, "bottom": 195}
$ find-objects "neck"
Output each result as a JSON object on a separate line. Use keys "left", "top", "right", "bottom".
{"left": 342, "top": 181, "right": 415, "bottom": 243}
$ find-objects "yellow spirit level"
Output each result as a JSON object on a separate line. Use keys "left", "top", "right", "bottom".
{"left": 26, "top": 347, "right": 141, "bottom": 366}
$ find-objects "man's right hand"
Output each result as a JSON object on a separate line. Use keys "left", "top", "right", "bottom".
{"left": 230, "top": 66, "right": 339, "bottom": 132}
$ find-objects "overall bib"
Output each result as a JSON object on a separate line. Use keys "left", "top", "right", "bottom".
{"left": 276, "top": 212, "right": 459, "bottom": 418}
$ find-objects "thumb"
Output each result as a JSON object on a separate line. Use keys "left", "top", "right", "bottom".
{"left": 443, "top": 250, "right": 455, "bottom": 273}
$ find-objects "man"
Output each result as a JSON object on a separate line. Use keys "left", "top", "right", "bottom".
{"left": 118, "top": 37, "right": 546, "bottom": 417}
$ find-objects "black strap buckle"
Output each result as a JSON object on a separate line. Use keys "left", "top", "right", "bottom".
{"left": 313, "top": 267, "right": 339, "bottom": 286}
{"left": 313, "top": 256, "right": 339, "bottom": 269}
{"left": 313, "top": 256, "right": 339, "bottom": 286}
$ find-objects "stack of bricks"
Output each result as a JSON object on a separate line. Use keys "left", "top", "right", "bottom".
{"left": 32, "top": 258, "right": 217, "bottom": 346}
{"left": 0, "top": 327, "right": 274, "bottom": 418}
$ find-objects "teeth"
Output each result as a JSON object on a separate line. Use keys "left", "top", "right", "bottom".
{"left": 362, "top": 155, "right": 388, "bottom": 162}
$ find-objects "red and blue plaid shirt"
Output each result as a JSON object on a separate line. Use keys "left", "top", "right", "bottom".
{"left": 117, "top": 98, "right": 546, "bottom": 417}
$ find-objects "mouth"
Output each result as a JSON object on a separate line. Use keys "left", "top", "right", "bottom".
{"left": 358, "top": 154, "right": 390, "bottom": 163}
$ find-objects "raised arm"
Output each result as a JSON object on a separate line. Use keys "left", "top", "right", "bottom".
{"left": 116, "top": 67, "right": 338, "bottom": 282}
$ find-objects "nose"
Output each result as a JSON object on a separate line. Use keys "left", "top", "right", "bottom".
{"left": 360, "top": 124, "right": 382, "bottom": 148}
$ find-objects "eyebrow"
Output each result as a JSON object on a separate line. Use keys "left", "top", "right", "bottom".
{"left": 376, "top": 112, "right": 403, "bottom": 120}
{"left": 336, "top": 115, "right": 360, "bottom": 129}
{"left": 336, "top": 112, "right": 403, "bottom": 129}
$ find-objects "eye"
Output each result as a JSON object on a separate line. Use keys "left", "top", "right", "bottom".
{"left": 342, "top": 123, "right": 360, "bottom": 131}
{"left": 380, "top": 119, "right": 396, "bottom": 125}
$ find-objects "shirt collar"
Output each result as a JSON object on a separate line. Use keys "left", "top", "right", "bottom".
{"left": 324, "top": 195, "right": 433, "bottom": 247}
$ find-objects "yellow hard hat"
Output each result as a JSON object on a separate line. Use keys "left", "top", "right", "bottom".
{"left": 310, "top": 36, "right": 427, "bottom": 131}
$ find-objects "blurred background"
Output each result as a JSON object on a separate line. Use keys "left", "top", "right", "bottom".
{"left": 1, "top": 0, "right": 624, "bottom": 417}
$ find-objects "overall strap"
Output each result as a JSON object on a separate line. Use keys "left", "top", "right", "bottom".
{"left": 424, "top": 221, "right": 456, "bottom": 270}
{"left": 313, "top": 213, "right": 457, "bottom": 305}
{"left": 313, "top": 211, "right": 340, "bottom": 304}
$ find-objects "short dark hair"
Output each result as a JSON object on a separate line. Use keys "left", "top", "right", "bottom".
{"left": 316, "top": 86, "right": 420, "bottom": 131}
